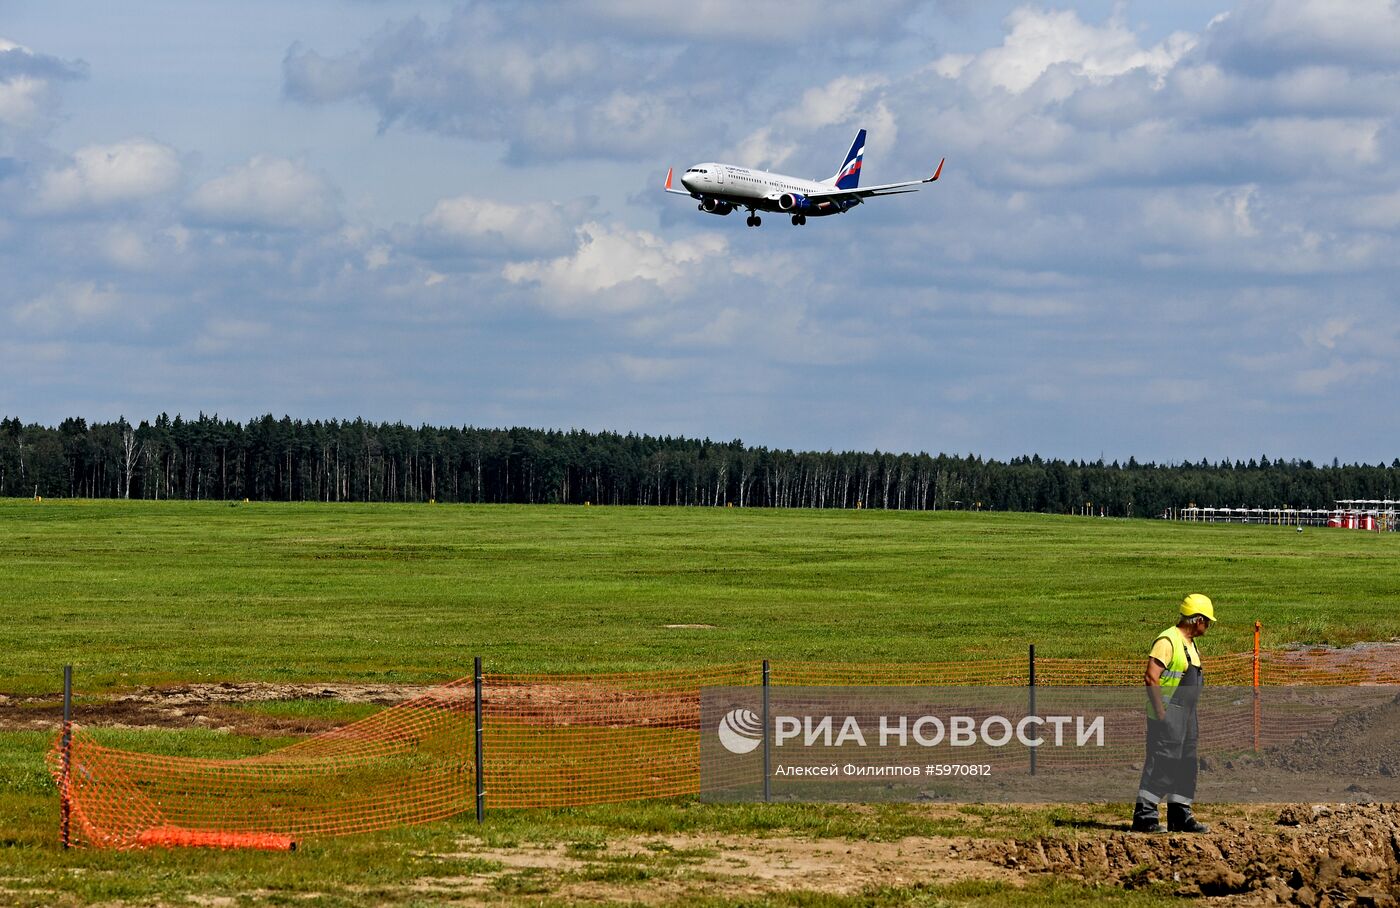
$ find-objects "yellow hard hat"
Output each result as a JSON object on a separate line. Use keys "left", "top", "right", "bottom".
{"left": 1180, "top": 593, "right": 1216, "bottom": 623}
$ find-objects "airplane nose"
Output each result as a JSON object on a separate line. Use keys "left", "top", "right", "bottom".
{"left": 679, "top": 173, "right": 697, "bottom": 191}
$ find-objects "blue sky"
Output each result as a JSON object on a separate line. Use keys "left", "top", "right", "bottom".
{"left": 3, "top": 1, "right": 1398, "bottom": 462}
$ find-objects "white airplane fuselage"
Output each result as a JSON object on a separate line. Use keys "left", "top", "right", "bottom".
{"left": 678, "top": 164, "right": 853, "bottom": 217}
{"left": 665, "top": 129, "right": 941, "bottom": 226}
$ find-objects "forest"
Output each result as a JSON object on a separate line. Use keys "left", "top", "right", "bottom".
{"left": 2, "top": 414, "right": 1396, "bottom": 516}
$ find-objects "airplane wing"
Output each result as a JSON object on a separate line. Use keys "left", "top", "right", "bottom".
{"left": 799, "top": 158, "right": 944, "bottom": 204}
{"left": 663, "top": 167, "right": 694, "bottom": 195}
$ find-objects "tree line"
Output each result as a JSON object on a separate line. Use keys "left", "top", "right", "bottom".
{"left": 1, "top": 414, "right": 1396, "bottom": 516}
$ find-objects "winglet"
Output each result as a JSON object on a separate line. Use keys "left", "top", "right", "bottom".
{"left": 926, "top": 158, "right": 945, "bottom": 183}
{"left": 664, "top": 166, "right": 694, "bottom": 195}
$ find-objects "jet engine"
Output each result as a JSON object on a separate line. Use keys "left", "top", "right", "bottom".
{"left": 700, "top": 198, "right": 734, "bottom": 215}
{"left": 778, "top": 193, "right": 811, "bottom": 211}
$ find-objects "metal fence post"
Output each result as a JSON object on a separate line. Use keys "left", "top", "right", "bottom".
{"left": 1252, "top": 622, "right": 1262, "bottom": 753}
{"left": 762, "top": 660, "right": 771, "bottom": 804}
{"left": 474, "top": 656, "right": 485, "bottom": 823}
{"left": 61, "top": 664, "right": 72, "bottom": 849}
{"left": 1028, "top": 644, "right": 1037, "bottom": 777}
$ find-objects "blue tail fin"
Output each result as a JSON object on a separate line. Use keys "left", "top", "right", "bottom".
{"left": 830, "top": 129, "right": 866, "bottom": 189}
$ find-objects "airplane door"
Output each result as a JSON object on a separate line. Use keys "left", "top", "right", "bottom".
{"left": 714, "top": 167, "right": 724, "bottom": 185}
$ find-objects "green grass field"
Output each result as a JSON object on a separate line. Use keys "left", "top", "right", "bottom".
{"left": 4, "top": 498, "right": 1399, "bottom": 694}
{"left": 3, "top": 499, "right": 1399, "bottom": 905}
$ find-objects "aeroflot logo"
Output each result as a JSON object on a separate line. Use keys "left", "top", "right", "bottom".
{"left": 718, "top": 714, "right": 1105, "bottom": 754}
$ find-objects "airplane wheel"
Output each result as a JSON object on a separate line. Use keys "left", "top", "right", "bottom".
{"left": 746, "top": 216, "right": 755, "bottom": 227}
{"left": 799, "top": 215, "right": 806, "bottom": 225}
{"left": 752, "top": 215, "right": 761, "bottom": 227}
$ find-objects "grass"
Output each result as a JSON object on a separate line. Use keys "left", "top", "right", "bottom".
{"left": 2, "top": 498, "right": 1396, "bottom": 904}
{"left": 4, "top": 498, "right": 1398, "bottom": 695}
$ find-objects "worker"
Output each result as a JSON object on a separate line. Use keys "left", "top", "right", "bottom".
{"left": 1131, "top": 593, "right": 1214, "bottom": 833}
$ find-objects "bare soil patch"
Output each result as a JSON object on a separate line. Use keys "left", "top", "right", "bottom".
{"left": 418, "top": 807, "right": 1400, "bottom": 905}
{"left": 975, "top": 803, "right": 1400, "bottom": 905}
{"left": 2, "top": 680, "right": 711, "bottom": 735}
{"left": 0, "top": 682, "right": 429, "bottom": 733}
{"left": 436, "top": 831, "right": 1021, "bottom": 902}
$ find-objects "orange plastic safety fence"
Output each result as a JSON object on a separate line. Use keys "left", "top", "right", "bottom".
{"left": 482, "top": 665, "right": 757, "bottom": 808}
{"left": 46, "top": 645, "right": 1400, "bottom": 849}
{"left": 46, "top": 681, "right": 478, "bottom": 849}
{"left": 136, "top": 827, "right": 296, "bottom": 851}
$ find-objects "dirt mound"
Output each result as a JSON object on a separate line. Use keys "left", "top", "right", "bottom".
{"left": 975, "top": 803, "right": 1400, "bottom": 904}
{"left": 1240, "top": 692, "right": 1400, "bottom": 777}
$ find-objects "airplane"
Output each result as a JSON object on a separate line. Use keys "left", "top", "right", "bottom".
{"left": 664, "top": 129, "right": 943, "bottom": 227}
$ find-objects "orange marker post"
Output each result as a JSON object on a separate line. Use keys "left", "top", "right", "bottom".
{"left": 1260, "top": 618, "right": 1271, "bottom": 755}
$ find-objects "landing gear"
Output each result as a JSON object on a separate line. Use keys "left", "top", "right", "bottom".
{"left": 790, "top": 214, "right": 806, "bottom": 226}
{"left": 746, "top": 214, "right": 762, "bottom": 227}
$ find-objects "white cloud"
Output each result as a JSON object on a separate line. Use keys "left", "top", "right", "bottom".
{"left": 727, "top": 74, "right": 894, "bottom": 170}
{"left": 671, "top": 306, "right": 745, "bottom": 347}
{"left": 35, "top": 139, "right": 181, "bottom": 212}
{"left": 503, "top": 222, "right": 726, "bottom": 314}
{"left": 1292, "top": 358, "right": 1383, "bottom": 395}
{"left": 282, "top": 10, "right": 649, "bottom": 160}
{"left": 11, "top": 281, "right": 119, "bottom": 331}
{"left": 726, "top": 127, "right": 799, "bottom": 172}
{"left": 420, "top": 195, "right": 582, "bottom": 257}
{"left": 0, "top": 37, "right": 84, "bottom": 133}
{"left": 1303, "top": 318, "right": 1354, "bottom": 351}
{"left": 281, "top": 3, "right": 920, "bottom": 162}
{"left": 940, "top": 7, "right": 1195, "bottom": 96}
{"left": 99, "top": 226, "right": 154, "bottom": 270}
{"left": 790, "top": 75, "right": 890, "bottom": 130}
{"left": 0, "top": 72, "right": 46, "bottom": 127}
{"left": 365, "top": 244, "right": 391, "bottom": 270}
{"left": 193, "top": 318, "right": 271, "bottom": 354}
{"left": 577, "top": 0, "right": 920, "bottom": 42}
{"left": 187, "top": 156, "right": 340, "bottom": 231}
{"left": 1202, "top": 0, "right": 1400, "bottom": 73}
{"left": 1141, "top": 186, "right": 1260, "bottom": 246}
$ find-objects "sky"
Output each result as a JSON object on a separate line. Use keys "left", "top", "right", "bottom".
{"left": 2, "top": 0, "right": 1398, "bottom": 463}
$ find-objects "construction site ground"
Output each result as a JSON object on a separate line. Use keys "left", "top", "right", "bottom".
{"left": 4, "top": 684, "right": 1399, "bottom": 906}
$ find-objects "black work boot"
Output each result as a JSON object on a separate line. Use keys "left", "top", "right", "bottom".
{"left": 1167, "top": 803, "right": 1209, "bottom": 833}
{"left": 1130, "top": 802, "right": 1161, "bottom": 832}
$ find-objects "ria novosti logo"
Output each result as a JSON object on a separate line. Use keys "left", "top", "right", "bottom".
{"left": 717, "top": 708, "right": 764, "bottom": 754}
{"left": 716, "top": 711, "right": 1106, "bottom": 753}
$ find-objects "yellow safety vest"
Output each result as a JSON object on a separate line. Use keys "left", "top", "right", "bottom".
{"left": 1150, "top": 625, "right": 1201, "bottom": 715}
